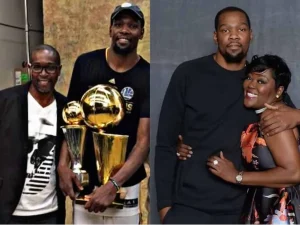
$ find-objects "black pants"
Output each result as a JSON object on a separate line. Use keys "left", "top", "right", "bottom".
{"left": 8, "top": 211, "right": 58, "bottom": 224}
{"left": 163, "top": 204, "right": 241, "bottom": 224}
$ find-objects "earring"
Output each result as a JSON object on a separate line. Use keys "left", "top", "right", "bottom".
{"left": 276, "top": 94, "right": 280, "bottom": 98}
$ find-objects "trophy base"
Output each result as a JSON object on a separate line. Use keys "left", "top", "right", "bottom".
{"left": 75, "top": 192, "right": 125, "bottom": 209}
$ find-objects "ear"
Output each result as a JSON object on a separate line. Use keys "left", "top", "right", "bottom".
{"left": 213, "top": 31, "right": 218, "bottom": 45}
{"left": 249, "top": 28, "right": 253, "bottom": 42}
{"left": 277, "top": 86, "right": 284, "bottom": 98}
{"left": 58, "top": 65, "right": 62, "bottom": 76}
{"left": 109, "top": 26, "right": 112, "bottom": 38}
{"left": 140, "top": 28, "right": 144, "bottom": 40}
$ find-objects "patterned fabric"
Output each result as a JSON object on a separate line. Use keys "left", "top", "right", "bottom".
{"left": 240, "top": 123, "right": 300, "bottom": 224}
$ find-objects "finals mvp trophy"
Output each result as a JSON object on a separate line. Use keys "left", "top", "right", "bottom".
{"left": 61, "top": 101, "right": 89, "bottom": 200}
{"left": 80, "top": 84, "right": 128, "bottom": 208}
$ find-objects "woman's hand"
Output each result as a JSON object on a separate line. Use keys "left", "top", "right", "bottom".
{"left": 176, "top": 135, "right": 193, "bottom": 160}
{"left": 207, "top": 151, "right": 239, "bottom": 183}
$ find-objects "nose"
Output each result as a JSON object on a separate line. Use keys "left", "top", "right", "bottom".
{"left": 120, "top": 24, "right": 130, "bottom": 34}
{"left": 40, "top": 67, "right": 49, "bottom": 76}
{"left": 229, "top": 29, "right": 240, "bottom": 40}
{"left": 248, "top": 79, "right": 256, "bottom": 88}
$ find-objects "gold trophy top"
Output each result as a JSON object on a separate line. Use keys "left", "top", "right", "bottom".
{"left": 80, "top": 84, "right": 125, "bottom": 130}
{"left": 62, "top": 101, "right": 85, "bottom": 125}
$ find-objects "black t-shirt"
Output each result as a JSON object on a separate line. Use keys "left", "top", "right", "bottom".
{"left": 155, "top": 54, "right": 258, "bottom": 214}
{"left": 67, "top": 48, "right": 149, "bottom": 188}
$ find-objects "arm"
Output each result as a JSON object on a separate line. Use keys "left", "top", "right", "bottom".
{"left": 57, "top": 56, "right": 84, "bottom": 199}
{"left": 207, "top": 127, "right": 300, "bottom": 188}
{"left": 260, "top": 94, "right": 300, "bottom": 136}
{"left": 57, "top": 138, "right": 83, "bottom": 200}
{"left": 84, "top": 70, "right": 150, "bottom": 213}
{"left": 155, "top": 65, "right": 186, "bottom": 221}
{"left": 242, "top": 127, "right": 300, "bottom": 187}
{"left": 111, "top": 118, "right": 149, "bottom": 185}
{"left": 112, "top": 70, "right": 151, "bottom": 186}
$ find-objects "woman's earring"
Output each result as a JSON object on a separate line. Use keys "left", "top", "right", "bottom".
{"left": 276, "top": 94, "right": 280, "bottom": 98}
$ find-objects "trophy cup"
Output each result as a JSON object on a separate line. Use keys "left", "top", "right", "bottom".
{"left": 61, "top": 101, "right": 89, "bottom": 198}
{"left": 80, "top": 84, "right": 128, "bottom": 208}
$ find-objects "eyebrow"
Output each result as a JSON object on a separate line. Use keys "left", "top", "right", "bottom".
{"left": 251, "top": 71, "right": 270, "bottom": 79}
{"left": 219, "top": 22, "right": 249, "bottom": 28}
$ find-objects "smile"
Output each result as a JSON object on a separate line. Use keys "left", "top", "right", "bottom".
{"left": 246, "top": 92, "right": 257, "bottom": 98}
{"left": 117, "top": 38, "right": 130, "bottom": 44}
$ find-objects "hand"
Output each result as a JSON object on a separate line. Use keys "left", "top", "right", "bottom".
{"left": 57, "top": 164, "right": 83, "bottom": 200}
{"left": 207, "top": 151, "right": 238, "bottom": 183}
{"left": 260, "top": 103, "right": 299, "bottom": 136}
{"left": 119, "top": 187, "right": 127, "bottom": 199}
{"left": 159, "top": 206, "right": 171, "bottom": 223}
{"left": 176, "top": 135, "right": 193, "bottom": 160}
{"left": 84, "top": 181, "right": 117, "bottom": 213}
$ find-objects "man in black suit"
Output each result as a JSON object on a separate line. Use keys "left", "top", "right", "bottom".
{"left": 0, "top": 44, "right": 67, "bottom": 224}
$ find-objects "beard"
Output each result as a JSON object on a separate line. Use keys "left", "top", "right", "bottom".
{"left": 219, "top": 47, "right": 246, "bottom": 63}
{"left": 32, "top": 79, "right": 54, "bottom": 94}
{"left": 112, "top": 42, "right": 135, "bottom": 56}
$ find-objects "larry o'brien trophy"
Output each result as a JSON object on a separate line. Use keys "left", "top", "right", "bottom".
{"left": 80, "top": 84, "right": 128, "bottom": 208}
{"left": 61, "top": 101, "right": 89, "bottom": 199}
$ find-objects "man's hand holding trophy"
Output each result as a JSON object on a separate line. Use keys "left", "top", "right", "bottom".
{"left": 61, "top": 84, "right": 129, "bottom": 212}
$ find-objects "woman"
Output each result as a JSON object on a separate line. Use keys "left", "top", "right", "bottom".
{"left": 177, "top": 54, "right": 300, "bottom": 224}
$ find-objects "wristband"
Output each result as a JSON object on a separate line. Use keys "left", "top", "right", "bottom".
{"left": 109, "top": 178, "right": 120, "bottom": 191}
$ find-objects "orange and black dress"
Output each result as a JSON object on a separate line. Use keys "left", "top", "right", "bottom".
{"left": 239, "top": 123, "right": 300, "bottom": 224}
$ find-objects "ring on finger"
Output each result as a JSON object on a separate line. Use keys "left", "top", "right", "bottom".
{"left": 176, "top": 152, "right": 181, "bottom": 157}
{"left": 213, "top": 159, "right": 219, "bottom": 165}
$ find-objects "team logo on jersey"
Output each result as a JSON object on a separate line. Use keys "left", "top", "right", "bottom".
{"left": 121, "top": 87, "right": 134, "bottom": 101}
{"left": 108, "top": 78, "right": 115, "bottom": 84}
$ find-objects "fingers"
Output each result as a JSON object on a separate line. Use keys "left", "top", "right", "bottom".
{"left": 264, "top": 127, "right": 284, "bottom": 137}
{"left": 84, "top": 198, "right": 107, "bottom": 213}
{"left": 264, "top": 103, "right": 278, "bottom": 110}
{"left": 220, "top": 151, "right": 224, "bottom": 159}
{"left": 178, "top": 156, "right": 187, "bottom": 160}
{"left": 73, "top": 175, "right": 83, "bottom": 191}
{"left": 206, "top": 156, "right": 221, "bottom": 170}
{"left": 119, "top": 188, "right": 127, "bottom": 199}
{"left": 60, "top": 176, "right": 76, "bottom": 200}
{"left": 260, "top": 117, "right": 277, "bottom": 131}
{"left": 178, "top": 135, "right": 183, "bottom": 142}
{"left": 177, "top": 148, "right": 192, "bottom": 157}
{"left": 206, "top": 161, "right": 219, "bottom": 170}
{"left": 260, "top": 121, "right": 282, "bottom": 136}
{"left": 84, "top": 199, "right": 92, "bottom": 210}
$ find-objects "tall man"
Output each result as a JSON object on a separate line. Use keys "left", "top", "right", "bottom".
{"left": 155, "top": 6, "right": 300, "bottom": 224}
{"left": 0, "top": 44, "right": 67, "bottom": 224}
{"left": 58, "top": 2, "right": 150, "bottom": 224}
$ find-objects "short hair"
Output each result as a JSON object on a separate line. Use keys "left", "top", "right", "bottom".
{"left": 214, "top": 6, "right": 251, "bottom": 30}
{"left": 245, "top": 54, "right": 292, "bottom": 93}
{"left": 30, "top": 44, "right": 61, "bottom": 65}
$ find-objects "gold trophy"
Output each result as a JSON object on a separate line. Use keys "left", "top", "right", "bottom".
{"left": 80, "top": 84, "right": 128, "bottom": 208}
{"left": 61, "top": 101, "right": 89, "bottom": 197}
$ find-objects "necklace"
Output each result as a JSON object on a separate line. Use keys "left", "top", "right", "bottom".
{"left": 255, "top": 107, "right": 267, "bottom": 114}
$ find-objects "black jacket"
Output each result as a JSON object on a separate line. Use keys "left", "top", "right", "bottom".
{"left": 0, "top": 82, "right": 67, "bottom": 223}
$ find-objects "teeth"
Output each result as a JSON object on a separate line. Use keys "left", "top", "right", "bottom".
{"left": 247, "top": 92, "right": 257, "bottom": 98}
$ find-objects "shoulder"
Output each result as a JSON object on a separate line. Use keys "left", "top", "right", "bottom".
{"left": 0, "top": 84, "right": 27, "bottom": 100}
{"left": 167, "top": 54, "right": 213, "bottom": 83}
{"left": 54, "top": 91, "right": 67, "bottom": 104}
{"left": 174, "top": 54, "right": 214, "bottom": 75}
{"left": 138, "top": 56, "right": 150, "bottom": 69}
{"left": 75, "top": 48, "right": 105, "bottom": 63}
